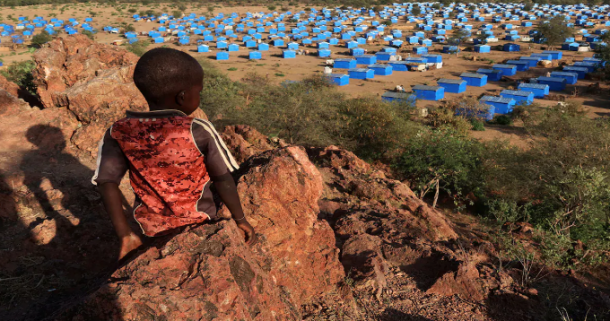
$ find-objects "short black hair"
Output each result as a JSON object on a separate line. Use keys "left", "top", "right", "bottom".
{"left": 133, "top": 48, "right": 203, "bottom": 103}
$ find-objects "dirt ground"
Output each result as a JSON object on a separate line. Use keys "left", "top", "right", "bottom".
{"left": 1, "top": 2, "right": 609, "bottom": 148}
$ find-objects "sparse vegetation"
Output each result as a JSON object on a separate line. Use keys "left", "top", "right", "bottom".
{"left": 30, "top": 30, "right": 52, "bottom": 48}
{"left": 0, "top": 60, "right": 36, "bottom": 94}
{"left": 534, "top": 15, "right": 574, "bottom": 50}
{"left": 125, "top": 39, "right": 150, "bottom": 56}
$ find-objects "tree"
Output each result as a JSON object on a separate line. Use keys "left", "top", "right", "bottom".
{"left": 411, "top": 5, "right": 421, "bottom": 16}
{"left": 477, "top": 32, "right": 491, "bottom": 43}
{"left": 534, "top": 15, "right": 573, "bottom": 49}
{"left": 448, "top": 28, "right": 470, "bottom": 45}
{"left": 82, "top": 30, "right": 95, "bottom": 40}
{"left": 30, "top": 30, "right": 52, "bottom": 47}
{"left": 172, "top": 10, "right": 182, "bottom": 18}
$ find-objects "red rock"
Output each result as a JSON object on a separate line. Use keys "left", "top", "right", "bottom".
{"left": 0, "top": 89, "right": 30, "bottom": 116}
{"left": 221, "top": 125, "right": 277, "bottom": 163}
{"left": 30, "top": 35, "right": 150, "bottom": 156}
{"left": 426, "top": 261, "right": 486, "bottom": 302}
{"left": 56, "top": 147, "right": 345, "bottom": 320}
{"left": 0, "top": 74, "right": 20, "bottom": 97}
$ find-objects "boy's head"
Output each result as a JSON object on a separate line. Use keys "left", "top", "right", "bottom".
{"left": 134, "top": 48, "right": 204, "bottom": 115}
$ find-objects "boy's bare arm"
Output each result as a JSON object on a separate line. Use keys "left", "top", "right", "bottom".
{"left": 98, "top": 182, "right": 143, "bottom": 259}
{"left": 212, "top": 173, "right": 258, "bottom": 245}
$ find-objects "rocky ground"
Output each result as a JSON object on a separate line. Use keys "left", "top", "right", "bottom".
{"left": 1, "top": 36, "right": 609, "bottom": 321}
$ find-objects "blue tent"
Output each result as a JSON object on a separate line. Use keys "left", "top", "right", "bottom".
{"left": 412, "top": 85, "right": 444, "bottom": 101}
{"left": 355, "top": 55, "right": 376, "bottom": 65}
{"left": 506, "top": 60, "right": 530, "bottom": 72}
{"left": 500, "top": 90, "right": 534, "bottom": 105}
{"left": 283, "top": 50, "right": 296, "bottom": 58}
{"left": 477, "top": 68, "right": 503, "bottom": 81}
{"left": 318, "top": 49, "right": 331, "bottom": 57}
{"left": 248, "top": 50, "right": 262, "bottom": 59}
{"left": 517, "top": 83, "right": 549, "bottom": 98}
{"left": 503, "top": 43, "right": 520, "bottom": 52}
{"left": 562, "top": 66, "right": 588, "bottom": 79}
{"left": 460, "top": 72, "right": 488, "bottom": 87}
{"left": 368, "top": 64, "right": 393, "bottom": 76}
{"left": 328, "top": 73, "right": 349, "bottom": 86}
{"left": 217, "top": 51, "right": 229, "bottom": 60}
{"left": 438, "top": 78, "right": 467, "bottom": 93}
{"left": 334, "top": 58, "right": 357, "bottom": 69}
{"left": 479, "top": 96, "right": 514, "bottom": 116}
{"left": 537, "top": 77, "right": 567, "bottom": 91}
{"left": 550, "top": 71, "right": 578, "bottom": 85}
{"left": 381, "top": 91, "right": 417, "bottom": 104}
{"left": 474, "top": 45, "right": 490, "bottom": 53}
{"left": 348, "top": 68, "right": 375, "bottom": 79}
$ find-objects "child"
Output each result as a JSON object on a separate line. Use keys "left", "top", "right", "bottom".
{"left": 92, "top": 48, "right": 257, "bottom": 259}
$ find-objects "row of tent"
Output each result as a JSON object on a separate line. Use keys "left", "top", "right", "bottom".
{"left": 379, "top": 51, "right": 604, "bottom": 120}
{"left": 0, "top": 16, "right": 96, "bottom": 40}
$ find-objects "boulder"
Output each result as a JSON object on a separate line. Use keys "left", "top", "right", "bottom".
{"left": 0, "top": 89, "right": 30, "bottom": 116}
{"left": 30, "top": 35, "right": 148, "bottom": 156}
{"left": 54, "top": 147, "right": 346, "bottom": 320}
{"left": 0, "top": 74, "right": 20, "bottom": 97}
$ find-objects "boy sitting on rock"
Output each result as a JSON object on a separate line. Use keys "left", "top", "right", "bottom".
{"left": 92, "top": 48, "right": 257, "bottom": 259}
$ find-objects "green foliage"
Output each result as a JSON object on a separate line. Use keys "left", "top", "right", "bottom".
{"left": 267, "top": 5, "right": 276, "bottom": 11}
{"left": 471, "top": 119, "right": 485, "bottom": 131}
{"left": 448, "top": 28, "right": 470, "bottom": 45}
{"left": 534, "top": 15, "right": 574, "bottom": 49}
{"left": 82, "top": 30, "right": 95, "bottom": 40}
{"left": 0, "top": 60, "right": 36, "bottom": 94}
{"left": 198, "top": 61, "right": 419, "bottom": 157}
{"left": 30, "top": 30, "right": 52, "bottom": 48}
{"left": 172, "top": 10, "right": 182, "bottom": 18}
{"left": 491, "top": 114, "right": 513, "bottom": 125}
{"left": 125, "top": 39, "right": 150, "bottom": 56}
{"left": 484, "top": 102, "right": 610, "bottom": 252}
{"left": 411, "top": 5, "right": 421, "bottom": 16}
{"left": 393, "top": 128, "right": 486, "bottom": 207}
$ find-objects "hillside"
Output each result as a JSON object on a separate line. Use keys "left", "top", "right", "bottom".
{"left": 1, "top": 35, "right": 609, "bottom": 321}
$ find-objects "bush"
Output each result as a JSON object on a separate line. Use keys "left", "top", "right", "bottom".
{"left": 483, "top": 102, "right": 610, "bottom": 248}
{"left": 393, "top": 128, "right": 486, "bottom": 207}
{"left": 267, "top": 5, "right": 276, "bottom": 11}
{"left": 0, "top": 60, "right": 36, "bottom": 94}
{"left": 30, "top": 30, "right": 52, "bottom": 47}
{"left": 471, "top": 119, "right": 485, "bottom": 131}
{"left": 82, "top": 30, "right": 95, "bottom": 40}
{"left": 491, "top": 114, "right": 513, "bottom": 125}
{"left": 125, "top": 39, "right": 150, "bottom": 56}
{"left": 172, "top": 10, "right": 182, "bottom": 18}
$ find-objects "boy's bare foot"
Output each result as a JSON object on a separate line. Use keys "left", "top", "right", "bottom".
{"left": 119, "top": 233, "right": 143, "bottom": 260}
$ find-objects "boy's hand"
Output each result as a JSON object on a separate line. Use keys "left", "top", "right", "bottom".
{"left": 236, "top": 220, "right": 257, "bottom": 245}
{"left": 119, "top": 233, "right": 143, "bottom": 260}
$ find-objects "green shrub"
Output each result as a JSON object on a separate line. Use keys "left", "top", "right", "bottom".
{"left": 125, "top": 40, "right": 150, "bottom": 56}
{"left": 0, "top": 60, "right": 36, "bottom": 94}
{"left": 471, "top": 119, "right": 485, "bottom": 131}
{"left": 393, "top": 128, "right": 486, "bottom": 207}
{"left": 30, "top": 30, "right": 52, "bottom": 47}
{"left": 491, "top": 114, "right": 512, "bottom": 125}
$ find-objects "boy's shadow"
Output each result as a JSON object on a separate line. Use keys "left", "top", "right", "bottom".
{"left": 1, "top": 125, "right": 129, "bottom": 319}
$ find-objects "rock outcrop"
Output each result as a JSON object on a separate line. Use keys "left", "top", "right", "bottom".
{"left": 54, "top": 147, "right": 348, "bottom": 320}
{"left": 0, "top": 74, "right": 20, "bottom": 97}
{"left": 30, "top": 35, "right": 148, "bottom": 156}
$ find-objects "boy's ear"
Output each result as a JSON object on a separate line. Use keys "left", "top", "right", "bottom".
{"left": 176, "top": 91, "right": 186, "bottom": 106}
